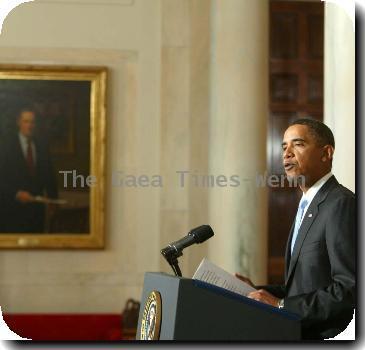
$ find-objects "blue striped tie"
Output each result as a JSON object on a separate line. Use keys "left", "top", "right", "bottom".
{"left": 291, "top": 198, "right": 308, "bottom": 254}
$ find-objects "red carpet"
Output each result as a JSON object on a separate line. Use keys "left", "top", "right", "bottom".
{"left": 3, "top": 314, "right": 124, "bottom": 341}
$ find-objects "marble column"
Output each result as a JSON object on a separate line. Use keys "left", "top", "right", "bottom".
{"left": 159, "top": 0, "right": 212, "bottom": 277}
{"left": 324, "top": 2, "right": 355, "bottom": 192}
{"left": 208, "top": 0, "right": 269, "bottom": 284}
{"left": 159, "top": 0, "right": 191, "bottom": 274}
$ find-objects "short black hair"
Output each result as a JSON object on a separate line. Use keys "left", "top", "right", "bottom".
{"left": 290, "top": 118, "right": 335, "bottom": 148}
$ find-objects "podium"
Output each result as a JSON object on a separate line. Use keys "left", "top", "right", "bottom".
{"left": 136, "top": 272, "right": 301, "bottom": 340}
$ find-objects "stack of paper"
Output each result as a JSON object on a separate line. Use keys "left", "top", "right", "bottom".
{"left": 192, "top": 258, "right": 256, "bottom": 297}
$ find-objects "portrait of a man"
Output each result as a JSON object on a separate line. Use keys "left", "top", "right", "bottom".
{"left": 0, "top": 72, "right": 106, "bottom": 243}
{"left": 0, "top": 106, "right": 58, "bottom": 233}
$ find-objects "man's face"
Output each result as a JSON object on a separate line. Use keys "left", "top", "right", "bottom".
{"left": 282, "top": 124, "right": 327, "bottom": 187}
{"left": 17, "top": 111, "right": 36, "bottom": 138}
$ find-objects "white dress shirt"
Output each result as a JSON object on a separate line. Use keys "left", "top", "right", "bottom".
{"left": 298, "top": 171, "right": 333, "bottom": 225}
{"left": 19, "top": 132, "right": 36, "bottom": 165}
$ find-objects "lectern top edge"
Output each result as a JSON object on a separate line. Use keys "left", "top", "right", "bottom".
{"left": 192, "top": 279, "right": 301, "bottom": 321}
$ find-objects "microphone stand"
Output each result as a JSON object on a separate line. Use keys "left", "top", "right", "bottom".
{"left": 160, "top": 246, "right": 182, "bottom": 277}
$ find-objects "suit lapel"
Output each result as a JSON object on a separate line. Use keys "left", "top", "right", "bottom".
{"left": 285, "top": 204, "right": 319, "bottom": 284}
{"left": 33, "top": 138, "right": 40, "bottom": 174}
{"left": 284, "top": 222, "right": 295, "bottom": 280}
{"left": 14, "top": 135, "right": 39, "bottom": 176}
{"left": 285, "top": 176, "right": 338, "bottom": 285}
{"left": 13, "top": 136, "right": 29, "bottom": 174}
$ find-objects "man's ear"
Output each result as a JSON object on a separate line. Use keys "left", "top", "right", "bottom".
{"left": 322, "top": 145, "right": 334, "bottom": 161}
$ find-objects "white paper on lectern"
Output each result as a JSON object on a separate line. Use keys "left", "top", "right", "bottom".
{"left": 33, "top": 196, "right": 67, "bottom": 205}
{"left": 192, "top": 258, "right": 256, "bottom": 297}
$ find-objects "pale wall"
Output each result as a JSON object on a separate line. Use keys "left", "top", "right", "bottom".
{"left": 0, "top": 0, "right": 272, "bottom": 314}
{"left": 324, "top": 2, "right": 355, "bottom": 192}
{"left": 0, "top": 0, "right": 163, "bottom": 313}
{"left": 0, "top": 0, "right": 215, "bottom": 314}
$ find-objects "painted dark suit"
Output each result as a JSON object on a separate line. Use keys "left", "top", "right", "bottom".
{"left": 0, "top": 133, "right": 58, "bottom": 233}
{"left": 265, "top": 176, "right": 355, "bottom": 339}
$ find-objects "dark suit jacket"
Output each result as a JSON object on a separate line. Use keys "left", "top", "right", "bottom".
{"left": 0, "top": 133, "right": 58, "bottom": 233}
{"left": 264, "top": 176, "right": 355, "bottom": 339}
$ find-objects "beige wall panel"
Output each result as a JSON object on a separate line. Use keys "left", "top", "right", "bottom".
{"left": 324, "top": 3, "right": 355, "bottom": 192}
{"left": 187, "top": 0, "right": 211, "bottom": 275}
{"left": 160, "top": 47, "right": 190, "bottom": 211}
{"left": 161, "top": 0, "right": 190, "bottom": 47}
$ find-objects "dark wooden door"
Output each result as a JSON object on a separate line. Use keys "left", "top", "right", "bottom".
{"left": 268, "top": 1, "right": 324, "bottom": 284}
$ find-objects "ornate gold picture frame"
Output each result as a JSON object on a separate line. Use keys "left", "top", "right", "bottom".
{"left": 0, "top": 65, "right": 107, "bottom": 248}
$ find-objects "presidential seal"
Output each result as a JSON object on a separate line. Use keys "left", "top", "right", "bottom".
{"left": 140, "top": 290, "right": 162, "bottom": 340}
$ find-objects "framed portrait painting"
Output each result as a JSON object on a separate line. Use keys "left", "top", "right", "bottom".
{"left": 0, "top": 65, "right": 107, "bottom": 248}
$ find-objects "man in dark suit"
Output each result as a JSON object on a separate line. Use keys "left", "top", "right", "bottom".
{"left": 237, "top": 118, "right": 355, "bottom": 339}
{"left": 0, "top": 107, "right": 58, "bottom": 233}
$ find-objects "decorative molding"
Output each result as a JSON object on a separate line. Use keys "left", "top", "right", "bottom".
{"left": 36, "top": 0, "right": 134, "bottom": 6}
{"left": 0, "top": 47, "right": 138, "bottom": 64}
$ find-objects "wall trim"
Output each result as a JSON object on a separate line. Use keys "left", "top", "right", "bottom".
{"left": 36, "top": 0, "right": 135, "bottom": 6}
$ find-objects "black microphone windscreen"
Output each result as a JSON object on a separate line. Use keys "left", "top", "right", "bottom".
{"left": 189, "top": 225, "right": 214, "bottom": 243}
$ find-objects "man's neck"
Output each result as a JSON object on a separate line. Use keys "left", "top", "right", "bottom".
{"left": 299, "top": 171, "right": 332, "bottom": 193}
{"left": 19, "top": 132, "right": 32, "bottom": 141}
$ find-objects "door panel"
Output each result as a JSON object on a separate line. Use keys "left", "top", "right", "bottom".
{"left": 268, "top": 1, "right": 324, "bottom": 284}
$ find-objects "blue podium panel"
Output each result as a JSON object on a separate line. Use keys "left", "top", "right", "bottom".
{"left": 137, "top": 272, "right": 301, "bottom": 341}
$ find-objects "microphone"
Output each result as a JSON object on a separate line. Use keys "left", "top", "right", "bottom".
{"left": 161, "top": 225, "right": 214, "bottom": 276}
{"left": 161, "top": 225, "right": 214, "bottom": 259}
